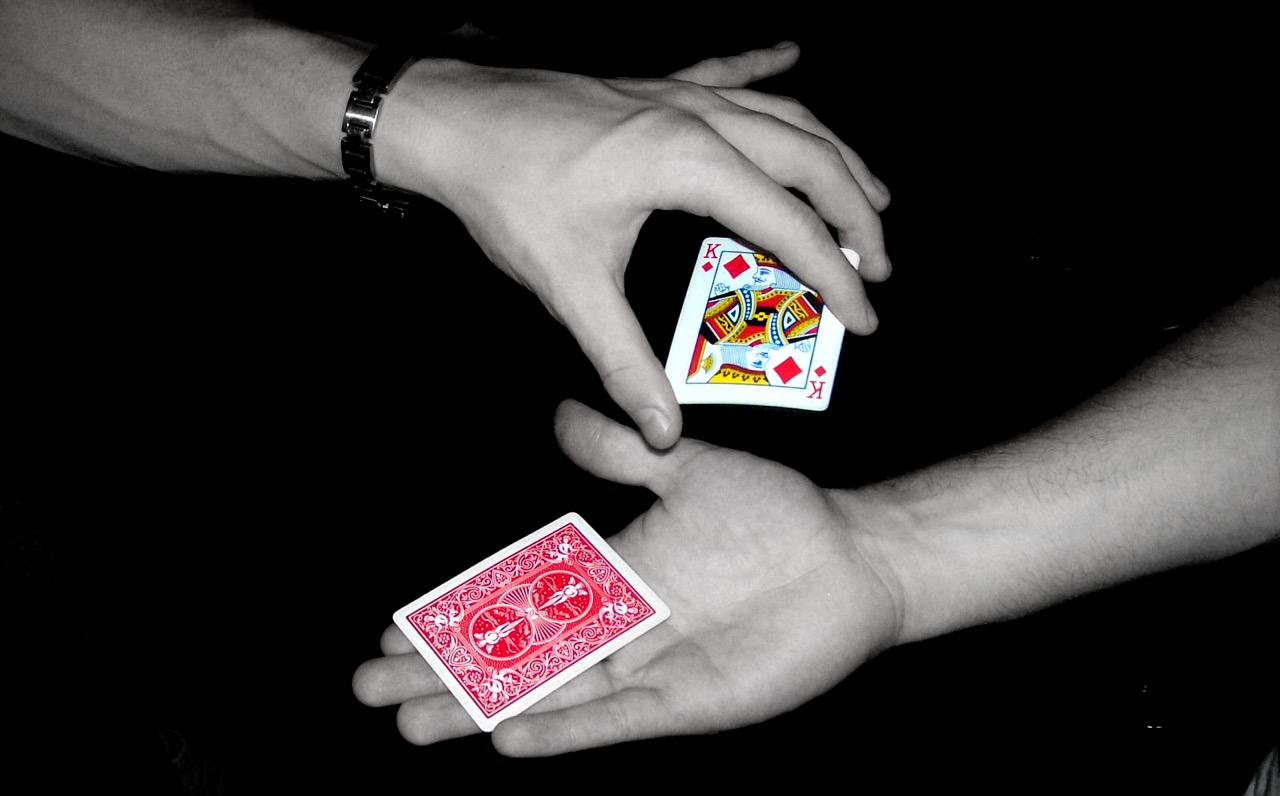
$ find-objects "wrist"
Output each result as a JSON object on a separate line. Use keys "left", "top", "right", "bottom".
{"left": 839, "top": 417, "right": 1279, "bottom": 648}
{"left": 839, "top": 475, "right": 1023, "bottom": 647}
{"left": 837, "top": 455, "right": 1089, "bottom": 648}
{"left": 831, "top": 486, "right": 923, "bottom": 648}
{"left": 372, "top": 58, "right": 508, "bottom": 208}
{"left": 363, "top": 58, "right": 456, "bottom": 202}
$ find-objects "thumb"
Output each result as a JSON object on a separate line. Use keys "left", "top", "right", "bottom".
{"left": 554, "top": 399, "right": 698, "bottom": 494}
{"left": 555, "top": 283, "right": 682, "bottom": 449}
{"left": 666, "top": 41, "right": 800, "bottom": 87}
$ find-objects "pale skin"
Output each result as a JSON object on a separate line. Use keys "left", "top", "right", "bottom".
{"left": 353, "top": 278, "right": 1279, "bottom": 755}
{"left": 0, "top": 0, "right": 890, "bottom": 450}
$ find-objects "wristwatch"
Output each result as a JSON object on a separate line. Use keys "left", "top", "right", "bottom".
{"left": 340, "top": 47, "right": 417, "bottom": 217}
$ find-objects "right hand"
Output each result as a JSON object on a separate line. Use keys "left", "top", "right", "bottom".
{"left": 375, "top": 43, "right": 890, "bottom": 449}
{"left": 353, "top": 398, "right": 904, "bottom": 755}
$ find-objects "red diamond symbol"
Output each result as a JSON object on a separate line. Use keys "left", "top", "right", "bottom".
{"left": 773, "top": 356, "right": 803, "bottom": 385}
{"left": 814, "top": 366, "right": 826, "bottom": 378}
{"left": 723, "top": 254, "right": 751, "bottom": 279}
{"left": 701, "top": 262, "right": 714, "bottom": 272}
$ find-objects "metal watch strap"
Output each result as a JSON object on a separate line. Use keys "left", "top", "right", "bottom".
{"left": 341, "top": 47, "right": 417, "bottom": 217}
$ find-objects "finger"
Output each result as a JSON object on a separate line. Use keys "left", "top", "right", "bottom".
{"left": 667, "top": 41, "right": 800, "bottom": 87}
{"left": 691, "top": 101, "right": 890, "bottom": 285}
{"left": 553, "top": 278, "right": 683, "bottom": 449}
{"left": 554, "top": 398, "right": 703, "bottom": 495}
{"left": 727, "top": 89, "right": 887, "bottom": 205}
{"left": 716, "top": 86, "right": 892, "bottom": 217}
{"left": 646, "top": 128, "right": 879, "bottom": 333}
{"left": 379, "top": 623, "right": 414, "bottom": 655}
{"left": 352, "top": 652, "right": 444, "bottom": 707}
{"left": 396, "top": 693, "right": 483, "bottom": 746}
{"left": 491, "top": 688, "right": 674, "bottom": 757}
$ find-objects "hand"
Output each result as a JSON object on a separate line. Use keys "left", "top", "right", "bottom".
{"left": 374, "top": 43, "right": 890, "bottom": 449}
{"left": 352, "top": 399, "right": 904, "bottom": 755}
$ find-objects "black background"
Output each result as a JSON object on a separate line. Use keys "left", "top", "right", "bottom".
{"left": 4, "top": 8, "right": 1276, "bottom": 793}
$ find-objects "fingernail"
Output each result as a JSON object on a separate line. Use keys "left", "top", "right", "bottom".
{"left": 637, "top": 407, "right": 673, "bottom": 443}
{"left": 866, "top": 303, "right": 880, "bottom": 332}
{"left": 773, "top": 40, "right": 798, "bottom": 49}
{"left": 840, "top": 247, "right": 861, "bottom": 271}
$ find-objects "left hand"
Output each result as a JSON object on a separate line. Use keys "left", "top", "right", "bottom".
{"left": 353, "top": 399, "right": 904, "bottom": 755}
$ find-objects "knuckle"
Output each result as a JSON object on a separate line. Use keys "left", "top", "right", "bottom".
{"left": 787, "top": 203, "right": 832, "bottom": 244}
{"left": 596, "top": 356, "right": 648, "bottom": 409}
{"left": 810, "top": 136, "right": 844, "bottom": 170}
{"left": 747, "top": 91, "right": 815, "bottom": 127}
{"left": 667, "top": 78, "right": 719, "bottom": 107}
{"left": 675, "top": 118, "right": 732, "bottom": 159}
{"left": 872, "top": 184, "right": 892, "bottom": 210}
{"left": 559, "top": 719, "right": 588, "bottom": 751}
{"left": 605, "top": 700, "right": 635, "bottom": 744}
{"left": 624, "top": 108, "right": 731, "bottom": 177}
{"left": 659, "top": 82, "right": 735, "bottom": 125}
{"left": 695, "top": 56, "right": 730, "bottom": 81}
{"left": 861, "top": 207, "right": 886, "bottom": 240}
{"left": 631, "top": 105, "right": 705, "bottom": 142}
{"left": 772, "top": 94, "right": 811, "bottom": 122}
{"left": 789, "top": 136, "right": 848, "bottom": 200}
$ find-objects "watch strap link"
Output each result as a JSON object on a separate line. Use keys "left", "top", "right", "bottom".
{"left": 341, "top": 47, "right": 417, "bottom": 217}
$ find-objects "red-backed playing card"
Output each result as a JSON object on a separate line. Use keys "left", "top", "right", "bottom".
{"left": 393, "top": 513, "right": 670, "bottom": 731}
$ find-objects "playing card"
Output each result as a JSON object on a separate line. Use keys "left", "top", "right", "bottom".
{"left": 664, "top": 237, "right": 854, "bottom": 410}
{"left": 392, "top": 513, "right": 670, "bottom": 731}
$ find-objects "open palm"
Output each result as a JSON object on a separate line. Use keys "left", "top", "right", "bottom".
{"left": 354, "top": 400, "right": 903, "bottom": 756}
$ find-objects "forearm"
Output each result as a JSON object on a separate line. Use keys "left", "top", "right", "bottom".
{"left": 847, "top": 277, "right": 1280, "bottom": 645}
{"left": 0, "top": 0, "right": 365, "bottom": 176}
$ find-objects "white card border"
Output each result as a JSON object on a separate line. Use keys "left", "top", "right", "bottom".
{"left": 392, "top": 512, "right": 670, "bottom": 732}
{"left": 664, "top": 236, "right": 846, "bottom": 410}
